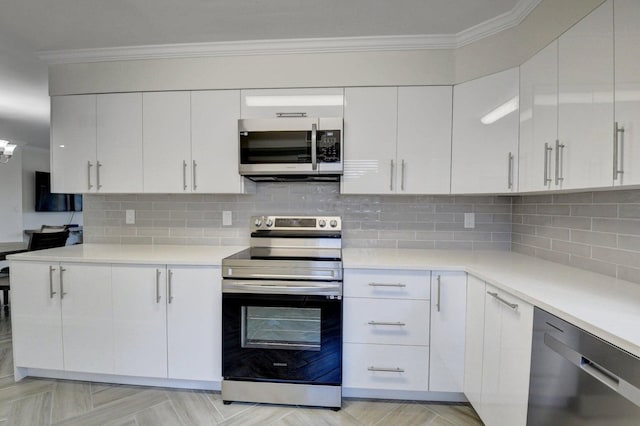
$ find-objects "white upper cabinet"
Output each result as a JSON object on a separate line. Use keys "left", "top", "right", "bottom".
{"left": 451, "top": 68, "right": 520, "bottom": 194}
{"left": 558, "top": 0, "right": 614, "bottom": 190}
{"left": 342, "top": 87, "right": 398, "bottom": 194}
{"left": 519, "top": 41, "right": 559, "bottom": 192}
{"left": 51, "top": 95, "right": 97, "bottom": 193}
{"left": 191, "top": 90, "right": 249, "bottom": 193}
{"left": 240, "top": 88, "right": 344, "bottom": 118}
{"left": 143, "top": 91, "right": 192, "bottom": 193}
{"left": 397, "top": 86, "right": 453, "bottom": 194}
{"left": 614, "top": 0, "right": 640, "bottom": 186}
{"left": 97, "top": 93, "right": 143, "bottom": 193}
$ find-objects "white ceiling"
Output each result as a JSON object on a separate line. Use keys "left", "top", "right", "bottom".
{"left": 0, "top": 0, "right": 530, "bottom": 149}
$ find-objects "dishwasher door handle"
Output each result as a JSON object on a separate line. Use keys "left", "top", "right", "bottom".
{"left": 544, "top": 333, "right": 640, "bottom": 406}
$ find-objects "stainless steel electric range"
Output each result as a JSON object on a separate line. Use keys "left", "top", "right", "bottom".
{"left": 221, "top": 215, "right": 343, "bottom": 409}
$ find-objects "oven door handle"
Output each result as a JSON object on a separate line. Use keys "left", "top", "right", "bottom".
{"left": 223, "top": 279, "right": 342, "bottom": 296}
{"left": 247, "top": 273, "right": 335, "bottom": 280}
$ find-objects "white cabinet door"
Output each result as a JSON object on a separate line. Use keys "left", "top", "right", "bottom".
{"left": 463, "top": 275, "right": 486, "bottom": 415}
{"left": 240, "top": 88, "right": 344, "bottom": 118}
{"left": 191, "top": 90, "right": 245, "bottom": 193}
{"left": 519, "top": 41, "right": 559, "bottom": 192}
{"left": 429, "top": 272, "right": 467, "bottom": 392}
{"left": 167, "top": 266, "right": 221, "bottom": 381}
{"left": 10, "top": 262, "right": 64, "bottom": 370}
{"left": 143, "top": 91, "right": 191, "bottom": 193}
{"left": 558, "top": 0, "right": 614, "bottom": 190}
{"left": 397, "top": 86, "right": 453, "bottom": 194}
{"left": 112, "top": 265, "right": 168, "bottom": 378}
{"left": 481, "top": 284, "right": 534, "bottom": 426}
{"left": 96, "top": 93, "right": 143, "bottom": 193}
{"left": 50, "top": 95, "right": 97, "bottom": 193}
{"left": 452, "top": 68, "right": 520, "bottom": 194}
{"left": 614, "top": 0, "right": 640, "bottom": 186}
{"left": 342, "top": 87, "right": 398, "bottom": 194}
{"left": 60, "top": 263, "right": 113, "bottom": 374}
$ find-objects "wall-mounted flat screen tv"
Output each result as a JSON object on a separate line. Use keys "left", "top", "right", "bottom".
{"left": 35, "top": 171, "right": 83, "bottom": 212}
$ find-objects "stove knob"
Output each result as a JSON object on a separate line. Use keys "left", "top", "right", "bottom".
{"left": 318, "top": 219, "right": 327, "bottom": 228}
{"left": 330, "top": 219, "right": 338, "bottom": 228}
{"left": 254, "top": 218, "right": 262, "bottom": 227}
{"left": 265, "top": 218, "right": 274, "bottom": 227}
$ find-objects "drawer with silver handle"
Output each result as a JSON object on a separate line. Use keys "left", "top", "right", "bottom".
{"left": 344, "top": 269, "right": 430, "bottom": 299}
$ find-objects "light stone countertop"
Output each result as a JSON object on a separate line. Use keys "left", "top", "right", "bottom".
{"left": 344, "top": 248, "right": 640, "bottom": 359}
{"left": 9, "top": 244, "right": 640, "bottom": 358}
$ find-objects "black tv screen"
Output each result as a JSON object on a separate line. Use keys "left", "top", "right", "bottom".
{"left": 35, "top": 171, "right": 83, "bottom": 212}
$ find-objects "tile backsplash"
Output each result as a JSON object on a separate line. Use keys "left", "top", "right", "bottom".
{"left": 83, "top": 182, "right": 512, "bottom": 250}
{"left": 511, "top": 189, "right": 640, "bottom": 285}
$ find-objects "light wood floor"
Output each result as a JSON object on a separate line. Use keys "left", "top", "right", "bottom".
{"left": 0, "top": 309, "right": 482, "bottom": 425}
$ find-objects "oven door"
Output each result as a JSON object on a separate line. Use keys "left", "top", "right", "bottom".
{"left": 222, "top": 291, "right": 342, "bottom": 385}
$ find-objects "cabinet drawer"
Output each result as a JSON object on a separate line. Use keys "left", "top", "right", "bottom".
{"left": 344, "top": 298, "right": 429, "bottom": 345}
{"left": 343, "top": 343, "right": 429, "bottom": 391}
{"left": 344, "top": 269, "right": 430, "bottom": 299}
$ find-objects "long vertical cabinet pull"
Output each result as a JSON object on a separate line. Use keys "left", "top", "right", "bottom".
{"left": 389, "top": 159, "right": 394, "bottom": 191}
{"left": 614, "top": 122, "right": 625, "bottom": 181}
{"left": 507, "top": 152, "right": 514, "bottom": 190}
{"left": 401, "top": 160, "right": 406, "bottom": 191}
{"left": 436, "top": 274, "right": 441, "bottom": 312}
{"left": 155, "top": 269, "right": 161, "bottom": 303}
{"left": 87, "top": 161, "right": 93, "bottom": 190}
{"left": 544, "top": 143, "right": 553, "bottom": 186}
{"left": 59, "top": 267, "right": 67, "bottom": 299}
{"left": 168, "top": 269, "right": 174, "bottom": 304}
{"left": 311, "top": 123, "right": 318, "bottom": 171}
{"left": 49, "top": 265, "right": 57, "bottom": 298}
{"left": 555, "top": 139, "right": 565, "bottom": 186}
{"left": 182, "top": 160, "right": 188, "bottom": 191}
{"left": 192, "top": 160, "right": 197, "bottom": 191}
{"left": 96, "top": 161, "right": 103, "bottom": 190}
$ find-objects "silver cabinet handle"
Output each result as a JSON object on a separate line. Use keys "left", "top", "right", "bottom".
{"left": 87, "top": 161, "right": 93, "bottom": 190}
{"left": 487, "top": 291, "right": 518, "bottom": 311}
{"left": 96, "top": 161, "right": 102, "bottom": 190}
{"left": 311, "top": 123, "right": 317, "bottom": 171}
{"left": 276, "top": 112, "right": 307, "bottom": 118}
{"left": 436, "top": 274, "right": 441, "bottom": 312}
{"left": 368, "top": 321, "right": 406, "bottom": 326}
{"left": 389, "top": 159, "right": 394, "bottom": 191}
{"left": 544, "top": 143, "right": 553, "bottom": 186}
{"left": 555, "top": 139, "right": 565, "bottom": 185}
{"left": 168, "top": 269, "right": 174, "bottom": 304}
{"left": 59, "top": 267, "right": 67, "bottom": 299}
{"left": 401, "top": 159, "right": 406, "bottom": 191}
{"left": 155, "top": 269, "right": 161, "bottom": 303}
{"left": 192, "top": 160, "right": 197, "bottom": 190}
{"left": 614, "top": 122, "right": 625, "bottom": 181}
{"left": 507, "top": 152, "right": 514, "bottom": 190}
{"left": 49, "top": 265, "right": 57, "bottom": 298}
{"left": 368, "top": 366, "right": 405, "bottom": 373}
{"left": 368, "top": 283, "right": 406, "bottom": 288}
{"left": 182, "top": 160, "right": 188, "bottom": 191}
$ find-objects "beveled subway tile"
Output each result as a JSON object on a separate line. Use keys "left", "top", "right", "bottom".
{"left": 571, "top": 204, "right": 618, "bottom": 218}
{"left": 534, "top": 248, "right": 571, "bottom": 265}
{"left": 454, "top": 232, "right": 491, "bottom": 241}
{"left": 435, "top": 241, "right": 473, "bottom": 250}
{"left": 536, "top": 226, "right": 570, "bottom": 241}
{"left": 619, "top": 235, "right": 640, "bottom": 251}
{"left": 397, "top": 222, "right": 436, "bottom": 231}
{"left": 552, "top": 240, "right": 591, "bottom": 258}
{"left": 398, "top": 240, "right": 437, "bottom": 249}
{"left": 592, "top": 246, "right": 640, "bottom": 268}
{"left": 551, "top": 216, "right": 592, "bottom": 230}
{"left": 569, "top": 255, "right": 617, "bottom": 278}
{"left": 617, "top": 265, "right": 640, "bottom": 284}
{"left": 473, "top": 241, "right": 511, "bottom": 251}
{"left": 552, "top": 192, "right": 593, "bottom": 204}
{"left": 120, "top": 237, "right": 153, "bottom": 245}
{"left": 415, "top": 231, "right": 454, "bottom": 241}
{"left": 593, "top": 218, "right": 640, "bottom": 235}
{"left": 537, "top": 204, "right": 570, "bottom": 216}
{"left": 436, "top": 204, "right": 472, "bottom": 213}
{"left": 619, "top": 204, "right": 640, "bottom": 219}
{"left": 593, "top": 189, "right": 640, "bottom": 203}
{"left": 571, "top": 230, "right": 617, "bottom": 248}
{"left": 472, "top": 204, "right": 511, "bottom": 214}
{"left": 512, "top": 242, "right": 536, "bottom": 256}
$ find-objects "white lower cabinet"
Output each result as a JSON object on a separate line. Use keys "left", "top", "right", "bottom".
{"left": 429, "top": 272, "right": 467, "bottom": 393}
{"left": 167, "top": 266, "right": 221, "bottom": 381}
{"left": 464, "top": 276, "right": 534, "bottom": 426}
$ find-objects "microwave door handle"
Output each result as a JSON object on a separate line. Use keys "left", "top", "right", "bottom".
{"left": 311, "top": 123, "right": 318, "bottom": 171}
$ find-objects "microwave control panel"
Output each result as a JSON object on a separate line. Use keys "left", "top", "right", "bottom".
{"left": 317, "top": 130, "right": 341, "bottom": 163}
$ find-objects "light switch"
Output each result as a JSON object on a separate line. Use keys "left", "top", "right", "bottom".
{"left": 223, "top": 211, "right": 232, "bottom": 226}
{"left": 125, "top": 209, "right": 135, "bottom": 225}
{"left": 464, "top": 212, "right": 475, "bottom": 229}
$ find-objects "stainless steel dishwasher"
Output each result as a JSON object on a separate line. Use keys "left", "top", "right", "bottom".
{"left": 527, "top": 307, "right": 640, "bottom": 425}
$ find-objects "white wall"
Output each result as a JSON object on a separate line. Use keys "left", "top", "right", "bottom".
{"left": 21, "top": 147, "right": 83, "bottom": 234}
{"left": 0, "top": 149, "right": 23, "bottom": 242}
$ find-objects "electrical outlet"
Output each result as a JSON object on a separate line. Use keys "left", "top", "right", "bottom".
{"left": 464, "top": 212, "right": 475, "bottom": 229}
{"left": 125, "top": 209, "right": 135, "bottom": 225}
{"left": 222, "top": 211, "right": 232, "bottom": 226}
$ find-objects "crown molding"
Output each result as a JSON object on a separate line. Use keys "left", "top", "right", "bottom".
{"left": 38, "top": 0, "right": 541, "bottom": 64}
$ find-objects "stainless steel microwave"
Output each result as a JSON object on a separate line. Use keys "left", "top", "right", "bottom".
{"left": 238, "top": 117, "right": 343, "bottom": 181}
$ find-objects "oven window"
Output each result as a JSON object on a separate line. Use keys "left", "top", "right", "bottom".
{"left": 242, "top": 306, "right": 321, "bottom": 351}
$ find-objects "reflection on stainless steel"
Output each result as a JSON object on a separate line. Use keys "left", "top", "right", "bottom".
{"left": 528, "top": 308, "right": 640, "bottom": 425}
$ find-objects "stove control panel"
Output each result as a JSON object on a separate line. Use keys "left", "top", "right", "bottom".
{"left": 251, "top": 215, "right": 341, "bottom": 232}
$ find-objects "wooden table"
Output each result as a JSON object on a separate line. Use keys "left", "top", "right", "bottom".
{"left": 0, "top": 242, "right": 28, "bottom": 261}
